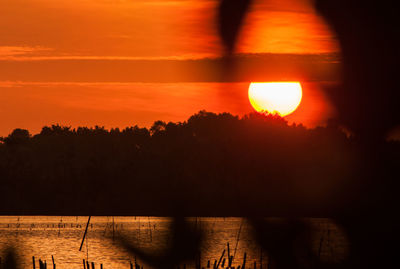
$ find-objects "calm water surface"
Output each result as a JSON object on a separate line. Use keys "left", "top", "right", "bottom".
{"left": 0, "top": 216, "right": 348, "bottom": 268}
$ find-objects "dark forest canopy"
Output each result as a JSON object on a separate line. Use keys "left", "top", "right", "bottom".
{"left": 0, "top": 111, "right": 399, "bottom": 216}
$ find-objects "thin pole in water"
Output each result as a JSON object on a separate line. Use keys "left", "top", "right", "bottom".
{"left": 216, "top": 249, "right": 225, "bottom": 269}
{"left": 232, "top": 219, "right": 243, "bottom": 264}
{"left": 242, "top": 252, "right": 247, "bottom": 269}
{"left": 112, "top": 216, "right": 115, "bottom": 241}
{"left": 227, "top": 243, "right": 231, "bottom": 267}
{"left": 79, "top": 216, "right": 92, "bottom": 251}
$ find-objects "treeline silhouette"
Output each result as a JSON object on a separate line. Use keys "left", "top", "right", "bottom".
{"left": 1, "top": 110, "right": 397, "bottom": 216}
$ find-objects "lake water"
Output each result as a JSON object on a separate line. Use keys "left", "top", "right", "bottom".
{"left": 0, "top": 216, "right": 348, "bottom": 268}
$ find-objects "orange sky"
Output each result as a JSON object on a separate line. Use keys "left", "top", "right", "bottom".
{"left": 0, "top": 0, "right": 340, "bottom": 136}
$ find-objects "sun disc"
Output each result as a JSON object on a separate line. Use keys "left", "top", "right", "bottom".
{"left": 248, "top": 82, "right": 302, "bottom": 116}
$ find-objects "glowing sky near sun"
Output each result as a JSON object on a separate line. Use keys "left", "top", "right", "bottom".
{"left": 0, "top": 0, "right": 340, "bottom": 136}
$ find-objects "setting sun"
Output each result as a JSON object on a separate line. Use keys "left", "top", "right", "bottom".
{"left": 248, "top": 82, "right": 303, "bottom": 116}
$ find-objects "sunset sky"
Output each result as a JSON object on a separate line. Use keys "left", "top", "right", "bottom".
{"left": 0, "top": 0, "right": 340, "bottom": 136}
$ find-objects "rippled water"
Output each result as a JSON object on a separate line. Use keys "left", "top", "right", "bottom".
{"left": 0, "top": 216, "right": 348, "bottom": 268}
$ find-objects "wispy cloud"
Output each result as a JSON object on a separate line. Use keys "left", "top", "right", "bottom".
{"left": 0, "top": 46, "right": 52, "bottom": 57}
{"left": 0, "top": 53, "right": 341, "bottom": 83}
{"left": 0, "top": 54, "right": 217, "bottom": 61}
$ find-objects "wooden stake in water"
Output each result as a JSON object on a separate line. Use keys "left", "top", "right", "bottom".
{"left": 79, "top": 216, "right": 92, "bottom": 251}
{"left": 242, "top": 252, "right": 247, "bottom": 269}
{"left": 148, "top": 216, "right": 152, "bottom": 242}
{"left": 227, "top": 243, "right": 231, "bottom": 268}
{"left": 216, "top": 249, "right": 225, "bottom": 269}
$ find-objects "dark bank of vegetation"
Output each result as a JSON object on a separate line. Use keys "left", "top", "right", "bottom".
{"left": 0, "top": 111, "right": 399, "bottom": 216}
